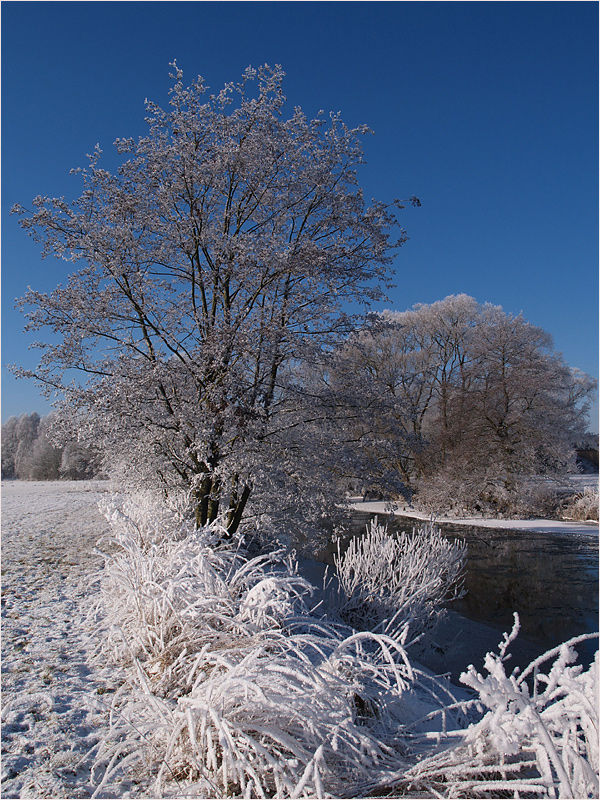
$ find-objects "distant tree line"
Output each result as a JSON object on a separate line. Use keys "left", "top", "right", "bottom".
{"left": 1, "top": 412, "right": 101, "bottom": 481}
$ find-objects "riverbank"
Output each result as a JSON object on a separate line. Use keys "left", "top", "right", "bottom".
{"left": 301, "top": 498, "right": 598, "bottom": 684}
{"left": 296, "top": 556, "right": 545, "bottom": 686}
{"left": 349, "top": 499, "right": 599, "bottom": 536}
{"left": 3, "top": 480, "right": 596, "bottom": 797}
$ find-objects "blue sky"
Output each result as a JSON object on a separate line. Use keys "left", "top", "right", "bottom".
{"left": 2, "top": 1, "right": 598, "bottom": 428}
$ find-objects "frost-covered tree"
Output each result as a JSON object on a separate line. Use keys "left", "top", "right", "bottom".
{"left": 323, "top": 296, "right": 481, "bottom": 496}
{"left": 1, "top": 416, "right": 20, "bottom": 479}
{"left": 11, "top": 64, "right": 415, "bottom": 535}
{"left": 59, "top": 440, "right": 101, "bottom": 480}
{"left": 418, "top": 307, "right": 596, "bottom": 513}
{"left": 1, "top": 413, "right": 102, "bottom": 481}
{"left": 329, "top": 296, "right": 596, "bottom": 512}
{"left": 450, "top": 307, "right": 593, "bottom": 475}
{"left": 1, "top": 412, "right": 63, "bottom": 480}
{"left": 13, "top": 412, "right": 41, "bottom": 480}
{"left": 27, "top": 416, "right": 62, "bottom": 480}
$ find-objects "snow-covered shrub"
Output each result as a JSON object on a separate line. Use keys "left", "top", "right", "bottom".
{"left": 94, "top": 494, "right": 313, "bottom": 683}
{"left": 523, "top": 483, "right": 564, "bottom": 519}
{"left": 394, "top": 616, "right": 599, "bottom": 799}
{"left": 415, "top": 467, "right": 596, "bottom": 520}
{"left": 561, "top": 486, "right": 599, "bottom": 522}
{"left": 91, "top": 627, "right": 440, "bottom": 798}
{"left": 90, "top": 496, "right": 598, "bottom": 798}
{"left": 334, "top": 519, "right": 466, "bottom": 643}
{"left": 413, "top": 464, "right": 515, "bottom": 517}
{"left": 91, "top": 496, "right": 449, "bottom": 797}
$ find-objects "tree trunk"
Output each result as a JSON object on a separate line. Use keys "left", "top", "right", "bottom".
{"left": 194, "top": 477, "right": 213, "bottom": 529}
{"left": 193, "top": 477, "right": 251, "bottom": 537}
{"left": 226, "top": 483, "right": 252, "bottom": 536}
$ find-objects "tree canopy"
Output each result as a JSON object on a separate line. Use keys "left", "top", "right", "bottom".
{"left": 326, "top": 295, "right": 596, "bottom": 514}
{"left": 12, "top": 64, "right": 415, "bottom": 536}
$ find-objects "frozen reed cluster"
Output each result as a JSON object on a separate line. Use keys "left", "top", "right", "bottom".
{"left": 89, "top": 494, "right": 598, "bottom": 798}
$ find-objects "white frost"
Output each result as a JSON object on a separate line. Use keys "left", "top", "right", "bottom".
{"left": 1, "top": 480, "right": 117, "bottom": 798}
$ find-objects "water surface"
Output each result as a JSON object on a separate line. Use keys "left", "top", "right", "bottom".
{"left": 331, "top": 512, "right": 599, "bottom": 673}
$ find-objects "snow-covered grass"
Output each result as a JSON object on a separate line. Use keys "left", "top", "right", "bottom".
{"left": 90, "top": 492, "right": 599, "bottom": 798}
{"left": 561, "top": 486, "right": 599, "bottom": 522}
{"left": 2, "top": 481, "right": 598, "bottom": 798}
{"left": 90, "top": 494, "right": 458, "bottom": 797}
{"left": 334, "top": 518, "right": 466, "bottom": 643}
{"left": 1, "top": 480, "right": 114, "bottom": 798}
{"left": 395, "top": 618, "right": 599, "bottom": 799}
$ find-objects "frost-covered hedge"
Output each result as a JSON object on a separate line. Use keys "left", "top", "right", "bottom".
{"left": 89, "top": 493, "right": 598, "bottom": 798}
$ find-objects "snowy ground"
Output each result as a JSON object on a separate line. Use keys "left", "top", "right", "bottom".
{"left": 1, "top": 480, "right": 118, "bottom": 798}
{"left": 351, "top": 502, "right": 599, "bottom": 535}
{"left": 1, "top": 480, "right": 597, "bottom": 797}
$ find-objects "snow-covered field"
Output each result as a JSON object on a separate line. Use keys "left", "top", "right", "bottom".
{"left": 1, "top": 480, "right": 115, "bottom": 798}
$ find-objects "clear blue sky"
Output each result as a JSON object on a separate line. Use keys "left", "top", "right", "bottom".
{"left": 2, "top": 1, "right": 598, "bottom": 429}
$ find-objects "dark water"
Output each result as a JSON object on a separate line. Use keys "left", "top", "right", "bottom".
{"left": 332, "top": 512, "right": 599, "bottom": 670}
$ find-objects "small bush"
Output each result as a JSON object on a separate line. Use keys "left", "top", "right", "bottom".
{"left": 414, "top": 466, "right": 523, "bottom": 518}
{"left": 334, "top": 519, "right": 466, "bottom": 643}
{"left": 561, "top": 487, "right": 599, "bottom": 522}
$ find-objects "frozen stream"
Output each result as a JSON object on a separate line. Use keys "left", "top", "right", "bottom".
{"left": 344, "top": 506, "right": 599, "bottom": 680}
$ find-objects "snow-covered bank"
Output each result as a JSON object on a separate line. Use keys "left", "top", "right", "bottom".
{"left": 1, "top": 481, "right": 597, "bottom": 797}
{"left": 1, "top": 480, "right": 115, "bottom": 798}
{"left": 342, "top": 495, "right": 598, "bottom": 683}
{"left": 91, "top": 494, "right": 598, "bottom": 798}
{"left": 350, "top": 500, "right": 599, "bottom": 536}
